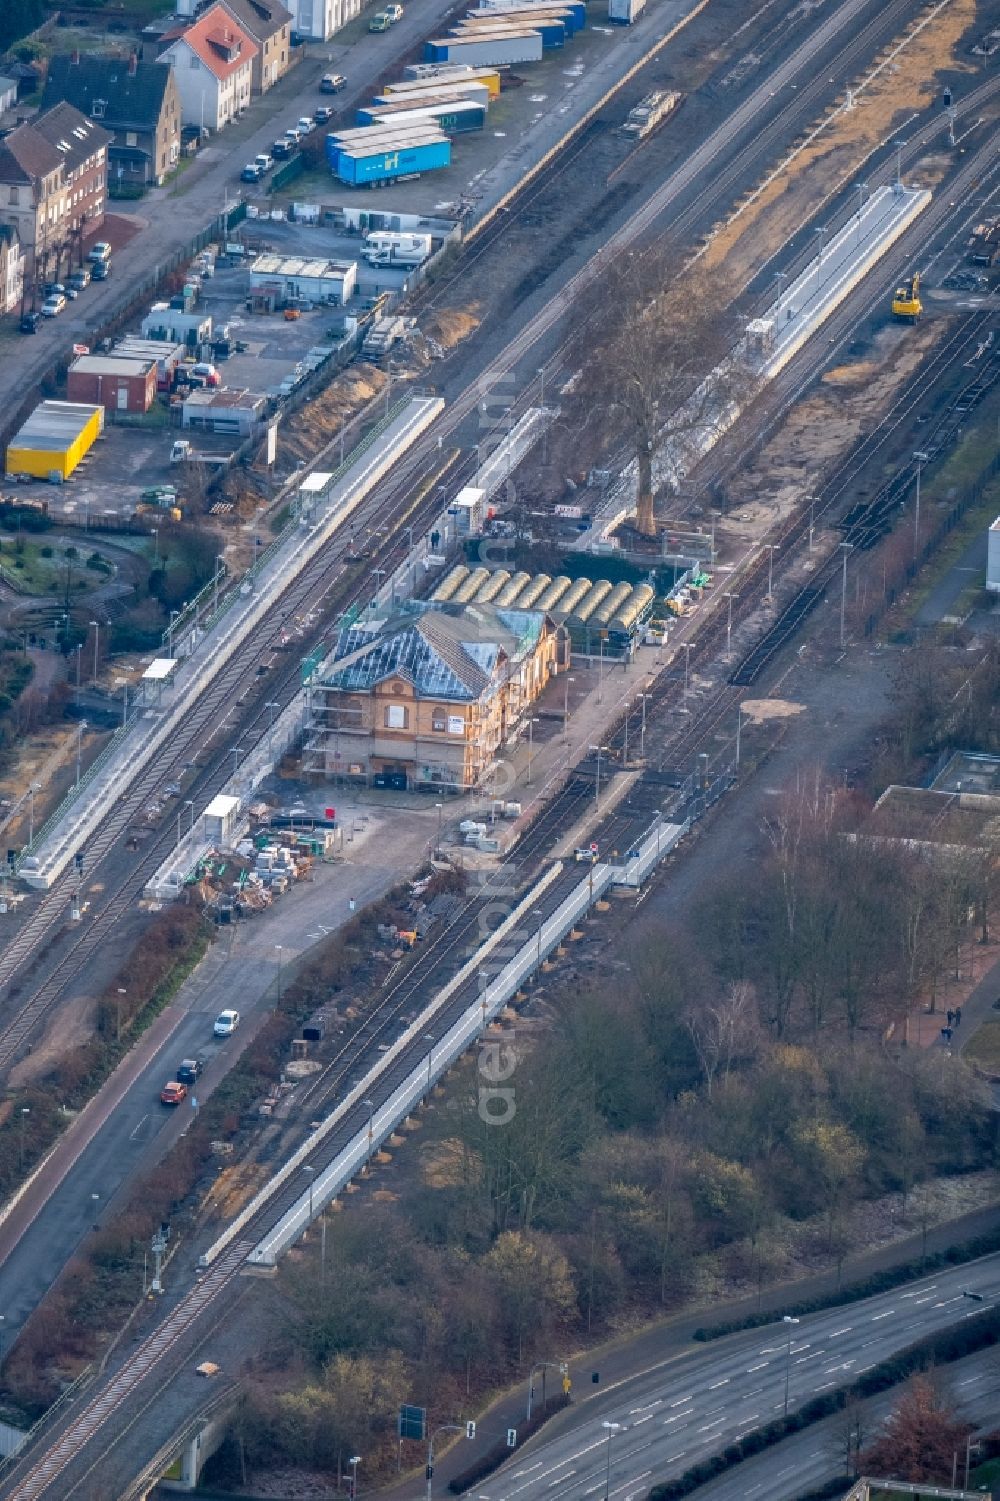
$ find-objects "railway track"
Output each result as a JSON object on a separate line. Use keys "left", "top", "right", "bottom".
{"left": 0, "top": 0, "right": 984, "bottom": 1064}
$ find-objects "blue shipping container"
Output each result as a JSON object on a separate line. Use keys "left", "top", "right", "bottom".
{"left": 334, "top": 136, "right": 452, "bottom": 185}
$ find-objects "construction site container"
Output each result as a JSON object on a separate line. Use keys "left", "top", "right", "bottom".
{"left": 495, "top": 570, "right": 532, "bottom": 606}
{"left": 479, "top": 0, "right": 585, "bottom": 22}
{"left": 535, "top": 575, "right": 572, "bottom": 612}
{"left": 6, "top": 400, "right": 103, "bottom": 481}
{"left": 512, "top": 573, "right": 551, "bottom": 609}
{"left": 67, "top": 354, "right": 157, "bottom": 415}
{"left": 360, "top": 100, "right": 487, "bottom": 132}
{"left": 465, "top": 3, "right": 583, "bottom": 32}
{"left": 424, "top": 30, "right": 544, "bottom": 64}
{"left": 610, "top": 583, "right": 656, "bottom": 635}
{"left": 453, "top": 14, "right": 566, "bottom": 43}
{"left": 452, "top": 566, "right": 491, "bottom": 603}
{"left": 567, "top": 579, "right": 613, "bottom": 627}
{"left": 114, "top": 337, "right": 186, "bottom": 391}
{"left": 550, "top": 575, "right": 592, "bottom": 620}
{"left": 472, "top": 568, "right": 510, "bottom": 603}
{"left": 608, "top": 0, "right": 645, "bottom": 21}
{"left": 327, "top": 129, "right": 451, "bottom": 186}
{"left": 432, "top": 564, "right": 470, "bottom": 602}
{"left": 401, "top": 63, "right": 502, "bottom": 96}
{"left": 589, "top": 580, "right": 633, "bottom": 631}
{"left": 379, "top": 79, "right": 493, "bottom": 109}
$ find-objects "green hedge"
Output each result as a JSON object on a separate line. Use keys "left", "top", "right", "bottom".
{"left": 691, "top": 1228, "right": 1000, "bottom": 1342}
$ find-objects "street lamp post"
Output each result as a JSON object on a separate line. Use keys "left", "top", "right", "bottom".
{"left": 348, "top": 1454, "right": 361, "bottom": 1501}
{"left": 89, "top": 620, "right": 99, "bottom": 685}
{"left": 638, "top": 691, "right": 650, "bottom": 760}
{"left": 214, "top": 555, "right": 226, "bottom": 616}
{"left": 682, "top": 642, "right": 692, "bottom": 705}
{"left": 75, "top": 643, "right": 82, "bottom": 705}
{"left": 735, "top": 704, "right": 744, "bottom": 770}
{"left": 116, "top": 986, "right": 126, "bottom": 1042}
{"left": 302, "top": 1164, "right": 315, "bottom": 1223}
{"left": 766, "top": 544, "right": 779, "bottom": 600}
{"left": 75, "top": 721, "right": 87, "bottom": 788}
{"left": 28, "top": 783, "right": 38, "bottom": 846}
{"left": 807, "top": 495, "right": 816, "bottom": 552}
{"left": 724, "top": 591, "right": 737, "bottom": 658}
{"left": 783, "top": 1315, "right": 801, "bottom": 1417}
{"left": 275, "top": 944, "right": 283, "bottom": 1003}
{"left": 526, "top": 716, "right": 539, "bottom": 785}
{"left": 602, "top": 1421, "right": 622, "bottom": 1501}
{"left": 168, "top": 609, "right": 180, "bottom": 657}
{"left": 18, "top": 1106, "right": 29, "bottom": 1174}
{"left": 535, "top": 910, "right": 544, "bottom": 972}
{"left": 589, "top": 745, "right": 607, "bottom": 811}
{"left": 839, "top": 543, "right": 854, "bottom": 650}
{"left": 913, "top": 450, "right": 930, "bottom": 559}
{"left": 363, "top": 1097, "right": 375, "bottom": 1144}
{"left": 563, "top": 673, "right": 575, "bottom": 741}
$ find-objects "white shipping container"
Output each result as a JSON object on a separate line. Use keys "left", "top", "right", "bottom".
{"left": 609, "top": 0, "right": 645, "bottom": 20}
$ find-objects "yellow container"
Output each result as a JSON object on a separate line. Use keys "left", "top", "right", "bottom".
{"left": 6, "top": 401, "right": 103, "bottom": 481}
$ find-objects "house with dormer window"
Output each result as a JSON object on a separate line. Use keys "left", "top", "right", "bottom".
{"left": 41, "top": 52, "right": 181, "bottom": 188}
{"left": 160, "top": 4, "right": 257, "bottom": 133}
{"left": 0, "top": 101, "right": 109, "bottom": 283}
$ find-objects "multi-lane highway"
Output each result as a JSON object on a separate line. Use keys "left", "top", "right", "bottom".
{"left": 480, "top": 1258, "right": 1000, "bottom": 1501}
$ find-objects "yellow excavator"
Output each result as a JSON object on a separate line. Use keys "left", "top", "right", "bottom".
{"left": 891, "top": 271, "right": 922, "bottom": 322}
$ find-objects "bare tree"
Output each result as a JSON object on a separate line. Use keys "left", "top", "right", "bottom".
{"left": 563, "top": 248, "right": 759, "bottom": 536}
{"left": 684, "top": 981, "right": 759, "bottom": 1097}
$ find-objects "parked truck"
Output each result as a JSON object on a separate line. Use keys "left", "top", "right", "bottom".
{"left": 361, "top": 231, "right": 433, "bottom": 267}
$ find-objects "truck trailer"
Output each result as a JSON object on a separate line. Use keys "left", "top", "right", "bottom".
{"left": 401, "top": 63, "right": 502, "bottom": 94}
{"left": 424, "top": 28, "right": 544, "bottom": 63}
{"left": 608, "top": 0, "right": 646, "bottom": 22}
{"left": 451, "top": 14, "right": 567, "bottom": 44}
{"left": 326, "top": 127, "right": 452, "bottom": 186}
{"left": 360, "top": 99, "right": 487, "bottom": 132}
{"left": 465, "top": 2, "right": 585, "bottom": 30}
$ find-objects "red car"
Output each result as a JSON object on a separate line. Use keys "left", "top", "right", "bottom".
{"left": 160, "top": 1080, "right": 188, "bottom": 1106}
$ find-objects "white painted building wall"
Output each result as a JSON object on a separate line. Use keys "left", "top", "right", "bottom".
{"left": 988, "top": 517, "right": 1000, "bottom": 594}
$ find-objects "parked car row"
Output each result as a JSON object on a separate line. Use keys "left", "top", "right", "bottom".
{"left": 20, "top": 241, "right": 112, "bottom": 332}
{"left": 370, "top": 3, "right": 404, "bottom": 29}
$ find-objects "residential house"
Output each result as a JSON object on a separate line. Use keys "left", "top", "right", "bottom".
{"left": 214, "top": 0, "right": 293, "bottom": 93}
{"left": 0, "top": 77, "right": 18, "bottom": 116}
{"left": 0, "top": 226, "right": 24, "bottom": 314}
{"left": 304, "top": 599, "right": 563, "bottom": 790}
{"left": 283, "top": 0, "right": 365, "bottom": 42}
{"left": 41, "top": 52, "right": 181, "bottom": 188}
{"left": 160, "top": 7, "right": 257, "bottom": 132}
{"left": 0, "top": 102, "right": 109, "bottom": 281}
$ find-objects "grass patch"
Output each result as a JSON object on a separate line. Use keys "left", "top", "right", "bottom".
{"left": 963, "top": 1021, "right": 1000, "bottom": 1074}
{"left": 0, "top": 539, "right": 93, "bottom": 597}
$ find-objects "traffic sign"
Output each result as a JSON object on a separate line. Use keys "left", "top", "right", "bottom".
{"left": 399, "top": 1404, "right": 427, "bottom": 1441}
{"left": 507, "top": 1429, "right": 517, "bottom": 1448}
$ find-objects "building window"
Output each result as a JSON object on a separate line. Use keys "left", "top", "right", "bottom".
{"left": 385, "top": 704, "right": 408, "bottom": 730}
{"left": 190, "top": 53, "right": 200, "bottom": 67}
{"left": 125, "top": 131, "right": 137, "bottom": 147}
{"left": 91, "top": 98, "right": 106, "bottom": 118}
{"left": 8, "top": 188, "right": 17, "bottom": 206}
{"left": 431, "top": 710, "right": 446, "bottom": 732}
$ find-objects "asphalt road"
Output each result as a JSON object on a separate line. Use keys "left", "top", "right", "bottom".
{"left": 0, "top": 842, "right": 425, "bottom": 1350}
{"left": 478, "top": 1257, "right": 1000, "bottom": 1501}
{"left": 694, "top": 1343, "right": 1000, "bottom": 1501}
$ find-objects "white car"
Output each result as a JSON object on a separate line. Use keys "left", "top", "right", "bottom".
{"left": 296, "top": 116, "right": 314, "bottom": 134}
{"left": 214, "top": 1009, "right": 240, "bottom": 1037}
{"left": 41, "top": 293, "right": 66, "bottom": 317}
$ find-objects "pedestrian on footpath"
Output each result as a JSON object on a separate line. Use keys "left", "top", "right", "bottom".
{"left": 947, "top": 1009, "right": 955, "bottom": 1026}
{"left": 955, "top": 1007, "right": 962, "bottom": 1027}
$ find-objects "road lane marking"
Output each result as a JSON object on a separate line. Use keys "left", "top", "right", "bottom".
{"left": 914, "top": 1295, "right": 935, "bottom": 1304}
{"left": 631, "top": 1414, "right": 655, "bottom": 1427}
{"left": 871, "top": 1310, "right": 895, "bottom": 1320}
{"left": 709, "top": 1378, "right": 730, "bottom": 1388}
{"left": 629, "top": 1401, "right": 662, "bottom": 1415}
{"left": 699, "top": 1417, "right": 725, "bottom": 1431}
{"left": 550, "top": 1472, "right": 575, "bottom": 1486}
{"left": 828, "top": 1327, "right": 852, "bottom": 1338}
{"left": 747, "top": 1361, "right": 769, "bottom": 1372}
{"left": 664, "top": 1453, "right": 686, "bottom": 1463}
{"left": 513, "top": 1466, "right": 542, "bottom": 1476}
{"left": 663, "top": 1410, "right": 693, "bottom": 1425}
{"left": 670, "top": 1395, "right": 693, "bottom": 1407}
{"left": 129, "top": 1113, "right": 149, "bottom": 1140}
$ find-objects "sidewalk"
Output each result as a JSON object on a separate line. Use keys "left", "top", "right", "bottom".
{"left": 900, "top": 943, "right": 1000, "bottom": 1050}
{"left": 378, "top": 1199, "right": 1000, "bottom": 1498}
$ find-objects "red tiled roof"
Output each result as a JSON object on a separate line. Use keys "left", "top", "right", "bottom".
{"left": 166, "top": 3, "right": 257, "bottom": 81}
